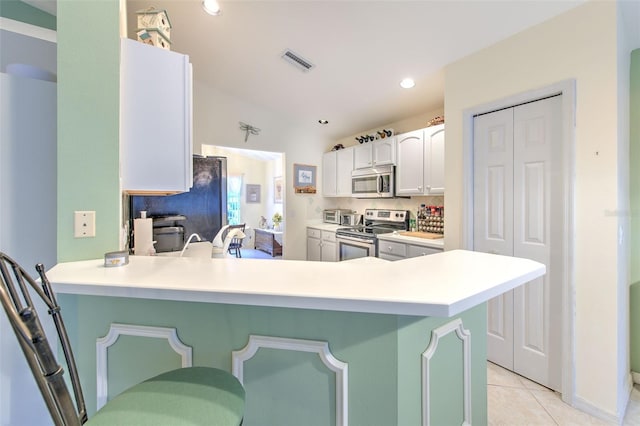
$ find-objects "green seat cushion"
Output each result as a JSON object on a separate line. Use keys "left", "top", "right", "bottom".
{"left": 86, "top": 367, "right": 245, "bottom": 426}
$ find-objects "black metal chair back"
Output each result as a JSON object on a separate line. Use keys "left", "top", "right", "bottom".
{"left": 224, "top": 224, "right": 246, "bottom": 257}
{"left": 0, "top": 252, "right": 86, "bottom": 426}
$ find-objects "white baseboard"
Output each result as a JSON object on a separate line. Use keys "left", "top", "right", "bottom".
{"left": 572, "top": 374, "right": 632, "bottom": 426}
{"left": 572, "top": 396, "right": 619, "bottom": 424}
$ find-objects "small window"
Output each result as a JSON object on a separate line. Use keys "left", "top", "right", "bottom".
{"left": 227, "top": 175, "right": 242, "bottom": 225}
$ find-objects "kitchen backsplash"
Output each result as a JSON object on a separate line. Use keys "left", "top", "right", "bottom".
{"left": 324, "top": 196, "right": 444, "bottom": 225}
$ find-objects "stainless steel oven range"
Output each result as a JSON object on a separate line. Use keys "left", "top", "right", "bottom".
{"left": 335, "top": 209, "right": 409, "bottom": 261}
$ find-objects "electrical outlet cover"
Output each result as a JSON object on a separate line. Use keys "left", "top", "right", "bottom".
{"left": 74, "top": 211, "right": 96, "bottom": 238}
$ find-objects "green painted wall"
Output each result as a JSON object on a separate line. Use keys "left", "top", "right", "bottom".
{"left": 57, "top": 0, "right": 121, "bottom": 261}
{"left": 59, "top": 294, "right": 488, "bottom": 425}
{"left": 0, "top": 0, "right": 56, "bottom": 29}
{"left": 631, "top": 49, "right": 640, "bottom": 375}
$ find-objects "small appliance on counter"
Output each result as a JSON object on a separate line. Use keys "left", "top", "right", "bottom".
{"left": 323, "top": 209, "right": 355, "bottom": 224}
{"left": 340, "top": 213, "right": 362, "bottom": 226}
{"left": 152, "top": 215, "right": 186, "bottom": 252}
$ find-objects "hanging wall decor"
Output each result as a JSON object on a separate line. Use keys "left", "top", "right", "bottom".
{"left": 246, "top": 184, "right": 261, "bottom": 203}
{"left": 293, "top": 164, "right": 316, "bottom": 194}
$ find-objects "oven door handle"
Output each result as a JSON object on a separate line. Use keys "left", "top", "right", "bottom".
{"left": 336, "top": 234, "right": 374, "bottom": 245}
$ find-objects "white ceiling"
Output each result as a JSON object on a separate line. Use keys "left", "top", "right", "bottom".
{"left": 30, "top": 0, "right": 584, "bottom": 140}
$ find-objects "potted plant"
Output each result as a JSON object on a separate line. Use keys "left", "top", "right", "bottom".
{"left": 272, "top": 212, "right": 282, "bottom": 231}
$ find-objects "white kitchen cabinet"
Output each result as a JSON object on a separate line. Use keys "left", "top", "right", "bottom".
{"left": 306, "top": 227, "right": 338, "bottom": 261}
{"left": 377, "top": 240, "right": 407, "bottom": 261}
{"left": 353, "top": 138, "right": 396, "bottom": 169}
{"left": 321, "top": 231, "right": 338, "bottom": 262}
{"left": 322, "top": 151, "right": 338, "bottom": 197}
{"left": 121, "top": 38, "right": 193, "bottom": 194}
{"left": 322, "top": 148, "right": 354, "bottom": 197}
{"left": 396, "top": 125, "right": 445, "bottom": 196}
{"left": 407, "top": 244, "right": 441, "bottom": 258}
{"left": 377, "top": 238, "right": 443, "bottom": 261}
{"left": 307, "top": 228, "right": 322, "bottom": 261}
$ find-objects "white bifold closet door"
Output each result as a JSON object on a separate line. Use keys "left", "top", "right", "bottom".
{"left": 473, "top": 95, "right": 563, "bottom": 392}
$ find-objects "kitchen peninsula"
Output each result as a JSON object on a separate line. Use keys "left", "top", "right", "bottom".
{"left": 47, "top": 250, "right": 544, "bottom": 425}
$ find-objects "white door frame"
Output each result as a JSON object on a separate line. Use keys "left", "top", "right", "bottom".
{"left": 461, "top": 79, "right": 576, "bottom": 404}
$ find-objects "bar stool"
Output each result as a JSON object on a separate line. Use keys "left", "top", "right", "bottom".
{"left": 0, "top": 252, "right": 245, "bottom": 425}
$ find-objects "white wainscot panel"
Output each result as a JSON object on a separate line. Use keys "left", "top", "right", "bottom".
{"left": 422, "top": 318, "right": 471, "bottom": 426}
{"left": 232, "top": 335, "right": 348, "bottom": 426}
{"left": 96, "top": 323, "right": 193, "bottom": 409}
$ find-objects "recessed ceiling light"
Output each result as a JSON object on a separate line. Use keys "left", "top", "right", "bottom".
{"left": 400, "top": 78, "right": 415, "bottom": 89}
{"left": 318, "top": 119, "right": 329, "bottom": 125}
{"left": 202, "top": 0, "right": 222, "bottom": 16}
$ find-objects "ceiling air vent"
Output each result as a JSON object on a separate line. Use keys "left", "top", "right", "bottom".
{"left": 281, "top": 49, "right": 314, "bottom": 72}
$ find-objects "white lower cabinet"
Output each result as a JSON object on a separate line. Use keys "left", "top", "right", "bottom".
{"left": 307, "top": 228, "right": 338, "bottom": 262}
{"left": 378, "top": 239, "right": 442, "bottom": 261}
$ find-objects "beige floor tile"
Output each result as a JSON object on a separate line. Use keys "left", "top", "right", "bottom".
{"left": 518, "top": 374, "right": 552, "bottom": 392}
{"left": 624, "top": 385, "right": 640, "bottom": 426}
{"left": 488, "top": 361, "right": 526, "bottom": 388}
{"left": 530, "top": 389, "right": 613, "bottom": 426}
{"left": 488, "top": 384, "right": 556, "bottom": 425}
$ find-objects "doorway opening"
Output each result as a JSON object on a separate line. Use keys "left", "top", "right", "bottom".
{"left": 201, "top": 145, "right": 285, "bottom": 258}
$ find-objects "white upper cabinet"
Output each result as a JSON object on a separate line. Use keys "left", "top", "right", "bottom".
{"left": 353, "top": 138, "right": 396, "bottom": 169}
{"left": 396, "top": 130, "right": 425, "bottom": 195}
{"left": 396, "top": 125, "right": 445, "bottom": 196}
{"left": 120, "top": 38, "right": 193, "bottom": 194}
{"left": 322, "top": 147, "right": 354, "bottom": 197}
{"left": 322, "top": 151, "right": 338, "bottom": 197}
{"left": 425, "top": 124, "right": 445, "bottom": 195}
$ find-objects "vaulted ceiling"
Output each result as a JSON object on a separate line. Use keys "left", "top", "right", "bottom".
{"left": 28, "top": 0, "right": 584, "bottom": 139}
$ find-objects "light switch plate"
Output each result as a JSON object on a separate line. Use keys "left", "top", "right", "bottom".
{"left": 74, "top": 211, "right": 96, "bottom": 238}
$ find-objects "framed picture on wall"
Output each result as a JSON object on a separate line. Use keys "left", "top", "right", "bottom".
{"left": 274, "top": 176, "right": 283, "bottom": 203}
{"left": 293, "top": 164, "right": 316, "bottom": 194}
{"left": 246, "top": 184, "right": 261, "bottom": 203}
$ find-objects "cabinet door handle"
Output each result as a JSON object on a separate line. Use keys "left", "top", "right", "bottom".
{"left": 388, "top": 246, "right": 393, "bottom": 251}
{"left": 417, "top": 186, "right": 422, "bottom": 191}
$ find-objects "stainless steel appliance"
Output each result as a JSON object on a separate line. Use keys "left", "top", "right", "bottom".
{"left": 340, "top": 213, "right": 362, "bottom": 226}
{"left": 351, "top": 165, "right": 395, "bottom": 198}
{"left": 336, "top": 209, "right": 409, "bottom": 261}
{"left": 323, "top": 209, "right": 354, "bottom": 224}
{"left": 152, "top": 215, "right": 186, "bottom": 252}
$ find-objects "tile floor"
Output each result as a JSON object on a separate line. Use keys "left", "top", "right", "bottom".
{"left": 488, "top": 361, "right": 640, "bottom": 425}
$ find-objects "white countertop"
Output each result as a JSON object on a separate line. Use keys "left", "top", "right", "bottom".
{"left": 377, "top": 232, "right": 445, "bottom": 249}
{"left": 306, "top": 223, "right": 343, "bottom": 232}
{"left": 46, "top": 250, "right": 543, "bottom": 318}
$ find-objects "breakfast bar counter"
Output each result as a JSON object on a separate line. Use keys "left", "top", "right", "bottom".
{"left": 47, "top": 250, "right": 544, "bottom": 425}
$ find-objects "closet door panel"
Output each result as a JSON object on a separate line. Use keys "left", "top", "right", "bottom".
{"left": 473, "top": 108, "right": 514, "bottom": 370}
{"left": 512, "top": 96, "right": 562, "bottom": 392}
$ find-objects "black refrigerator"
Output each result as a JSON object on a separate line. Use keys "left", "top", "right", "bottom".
{"left": 130, "top": 156, "right": 228, "bottom": 245}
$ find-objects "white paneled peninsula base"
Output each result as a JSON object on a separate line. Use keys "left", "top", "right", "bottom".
{"left": 47, "top": 250, "right": 544, "bottom": 425}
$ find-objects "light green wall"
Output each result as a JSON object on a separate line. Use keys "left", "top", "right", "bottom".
{"left": 0, "top": 0, "right": 56, "bottom": 30}
{"left": 60, "top": 294, "right": 488, "bottom": 425}
{"left": 57, "top": 0, "right": 121, "bottom": 261}
{"left": 630, "top": 49, "right": 640, "bottom": 374}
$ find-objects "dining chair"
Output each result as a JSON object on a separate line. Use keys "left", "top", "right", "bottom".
{"left": 225, "top": 224, "right": 246, "bottom": 258}
{"left": 0, "top": 252, "right": 245, "bottom": 425}
{"left": 211, "top": 227, "right": 246, "bottom": 258}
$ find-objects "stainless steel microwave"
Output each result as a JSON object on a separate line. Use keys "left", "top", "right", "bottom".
{"left": 351, "top": 165, "right": 395, "bottom": 198}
